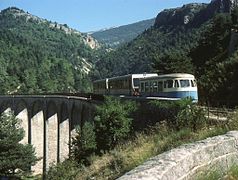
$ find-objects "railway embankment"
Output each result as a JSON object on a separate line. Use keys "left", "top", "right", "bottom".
{"left": 118, "top": 131, "right": 238, "bottom": 180}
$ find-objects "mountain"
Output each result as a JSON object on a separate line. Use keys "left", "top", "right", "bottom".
{"left": 91, "top": 18, "right": 155, "bottom": 48}
{"left": 0, "top": 7, "right": 98, "bottom": 94}
{"left": 93, "top": 3, "right": 210, "bottom": 78}
{"left": 93, "top": 0, "right": 238, "bottom": 103}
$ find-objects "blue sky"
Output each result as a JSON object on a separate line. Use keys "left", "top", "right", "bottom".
{"left": 0, "top": 0, "right": 211, "bottom": 32}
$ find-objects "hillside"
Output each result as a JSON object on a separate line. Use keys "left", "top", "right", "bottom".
{"left": 0, "top": 7, "right": 97, "bottom": 94}
{"left": 93, "top": 3, "right": 209, "bottom": 78}
{"left": 93, "top": 0, "right": 238, "bottom": 103}
{"left": 91, "top": 18, "right": 155, "bottom": 48}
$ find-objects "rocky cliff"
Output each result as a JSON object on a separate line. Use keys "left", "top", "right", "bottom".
{"left": 0, "top": 7, "right": 99, "bottom": 49}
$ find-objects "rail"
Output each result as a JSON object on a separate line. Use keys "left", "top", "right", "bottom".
{"left": 198, "top": 106, "right": 236, "bottom": 122}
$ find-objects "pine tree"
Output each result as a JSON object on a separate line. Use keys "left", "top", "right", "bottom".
{"left": 0, "top": 112, "right": 37, "bottom": 177}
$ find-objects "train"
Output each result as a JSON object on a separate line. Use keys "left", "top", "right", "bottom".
{"left": 93, "top": 73, "right": 198, "bottom": 101}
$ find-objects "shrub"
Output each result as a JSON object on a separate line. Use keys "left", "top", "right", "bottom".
{"left": 0, "top": 112, "right": 37, "bottom": 177}
{"left": 71, "top": 121, "right": 97, "bottom": 165}
{"left": 177, "top": 102, "right": 207, "bottom": 131}
{"left": 151, "top": 99, "right": 207, "bottom": 131}
{"left": 94, "top": 96, "right": 137, "bottom": 152}
{"left": 46, "top": 159, "right": 79, "bottom": 180}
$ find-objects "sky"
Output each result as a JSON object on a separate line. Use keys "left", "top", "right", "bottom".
{"left": 0, "top": 0, "right": 211, "bottom": 32}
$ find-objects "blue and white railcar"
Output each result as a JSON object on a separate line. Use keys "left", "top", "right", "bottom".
{"left": 139, "top": 73, "right": 198, "bottom": 101}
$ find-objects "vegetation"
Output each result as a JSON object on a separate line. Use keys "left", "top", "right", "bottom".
{"left": 197, "top": 165, "right": 238, "bottom": 180}
{"left": 94, "top": 97, "right": 137, "bottom": 151}
{"left": 0, "top": 7, "right": 94, "bottom": 94}
{"left": 46, "top": 99, "right": 238, "bottom": 179}
{"left": 0, "top": 112, "right": 37, "bottom": 177}
{"left": 71, "top": 122, "right": 97, "bottom": 165}
{"left": 150, "top": 98, "right": 206, "bottom": 131}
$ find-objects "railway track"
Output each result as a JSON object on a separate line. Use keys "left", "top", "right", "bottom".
{"left": 198, "top": 106, "right": 236, "bottom": 122}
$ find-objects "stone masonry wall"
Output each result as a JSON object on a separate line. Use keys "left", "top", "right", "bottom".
{"left": 118, "top": 131, "right": 238, "bottom": 180}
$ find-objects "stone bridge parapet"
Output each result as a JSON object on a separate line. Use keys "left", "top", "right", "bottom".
{"left": 118, "top": 131, "right": 238, "bottom": 180}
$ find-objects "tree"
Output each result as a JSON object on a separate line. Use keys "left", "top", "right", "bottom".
{"left": 94, "top": 97, "right": 137, "bottom": 151}
{"left": 153, "top": 51, "right": 194, "bottom": 74}
{"left": 0, "top": 112, "right": 37, "bottom": 177}
{"left": 71, "top": 122, "right": 96, "bottom": 165}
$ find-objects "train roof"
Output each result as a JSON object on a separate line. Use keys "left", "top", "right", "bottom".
{"left": 139, "top": 73, "right": 195, "bottom": 81}
{"left": 107, "top": 73, "right": 158, "bottom": 81}
{"left": 93, "top": 78, "right": 108, "bottom": 83}
{"left": 93, "top": 73, "right": 158, "bottom": 83}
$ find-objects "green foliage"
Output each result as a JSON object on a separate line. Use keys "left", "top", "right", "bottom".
{"left": 232, "top": 7, "right": 238, "bottom": 25}
{"left": 71, "top": 122, "right": 97, "bottom": 165}
{"left": 46, "top": 159, "right": 79, "bottom": 180}
{"left": 196, "top": 165, "right": 238, "bottom": 180}
{"left": 153, "top": 51, "right": 194, "bottom": 74}
{"left": 177, "top": 103, "right": 207, "bottom": 131}
{"left": 94, "top": 97, "right": 137, "bottom": 151}
{"left": 0, "top": 112, "right": 37, "bottom": 176}
{"left": 0, "top": 7, "right": 93, "bottom": 94}
{"left": 151, "top": 99, "right": 207, "bottom": 131}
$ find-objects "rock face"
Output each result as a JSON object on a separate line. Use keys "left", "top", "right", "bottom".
{"left": 154, "top": 3, "right": 207, "bottom": 27}
{"left": 118, "top": 131, "right": 238, "bottom": 180}
{"left": 218, "top": 0, "right": 238, "bottom": 12}
{"left": 154, "top": 0, "right": 238, "bottom": 29}
{"left": 91, "top": 18, "right": 155, "bottom": 48}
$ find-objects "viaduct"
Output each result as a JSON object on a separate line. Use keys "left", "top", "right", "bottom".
{"left": 0, "top": 95, "right": 95, "bottom": 175}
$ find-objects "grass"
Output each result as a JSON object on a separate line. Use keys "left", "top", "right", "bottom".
{"left": 71, "top": 125, "right": 230, "bottom": 179}
{"left": 46, "top": 108, "right": 238, "bottom": 180}
{"left": 197, "top": 165, "right": 238, "bottom": 180}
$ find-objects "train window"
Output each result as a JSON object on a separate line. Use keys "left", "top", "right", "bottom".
{"left": 123, "top": 79, "right": 129, "bottom": 89}
{"left": 174, "top": 80, "right": 179, "bottom": 88}
{"left": 165, "top": 80, "right": 173, "bottom": 88}
{"left": 180, "top": 80, "right": 190, "bottom": 87}
{"left": 140, "top": 82, "right": 145, "bottom": 92}
{"left": 145, "top": 82, "right": 149, "bottom": 92}
{"left": 158, "top": 81, "right": 163, "bottom": 92}
{"left": 191, "top": 80, "right": 196, "bottom": 87}
{"left": 153, "top": 81, "right": 158, "bottom": 92}
{"left": 168, "top": 80, "right": 173, "bottom": 88}
{"left": 133, "top": 78, "right": 140, "bottom": 87}
{"left": 150, "top": 82, "right": 153, "bottom": 92}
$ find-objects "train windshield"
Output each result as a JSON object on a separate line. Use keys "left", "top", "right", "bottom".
{"left": 180, "top": 80, "right": 190, "bottom": 87}
{"left": 133, "top": 78, "right": 140, "bottom": 87}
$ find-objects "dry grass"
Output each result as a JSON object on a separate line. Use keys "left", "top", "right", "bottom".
{"left": 74, "top": 124, "right": 229, "bottom": 179}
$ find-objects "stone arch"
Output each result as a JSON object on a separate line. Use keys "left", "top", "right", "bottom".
{"left": 0, "top": 100, "right": 13, "bottom": 114}
{"left": 59, "top": 102, "right": 70, "bottom": 162}
{"left": 31, "top": 100, "right": 44, "bottom": 175}
{"left": 70, "top": 102, "right": 83, "bottom": 138}
{"left": 81, "top": 102, "right": 95, "bottom": 124}
{"left": 46, "top": 100, "right": 58, "bottom": 169}
{"left": 15, "top": 99, "right": 28, "bottom": 144}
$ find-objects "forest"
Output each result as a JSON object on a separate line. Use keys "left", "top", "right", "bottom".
{"left": 0, "top": 7, "right": 94, "bottom": 94}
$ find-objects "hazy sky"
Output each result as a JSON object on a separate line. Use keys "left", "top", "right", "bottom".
{"left": 0, "top": 0, "right": 211, "bottom": 32}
